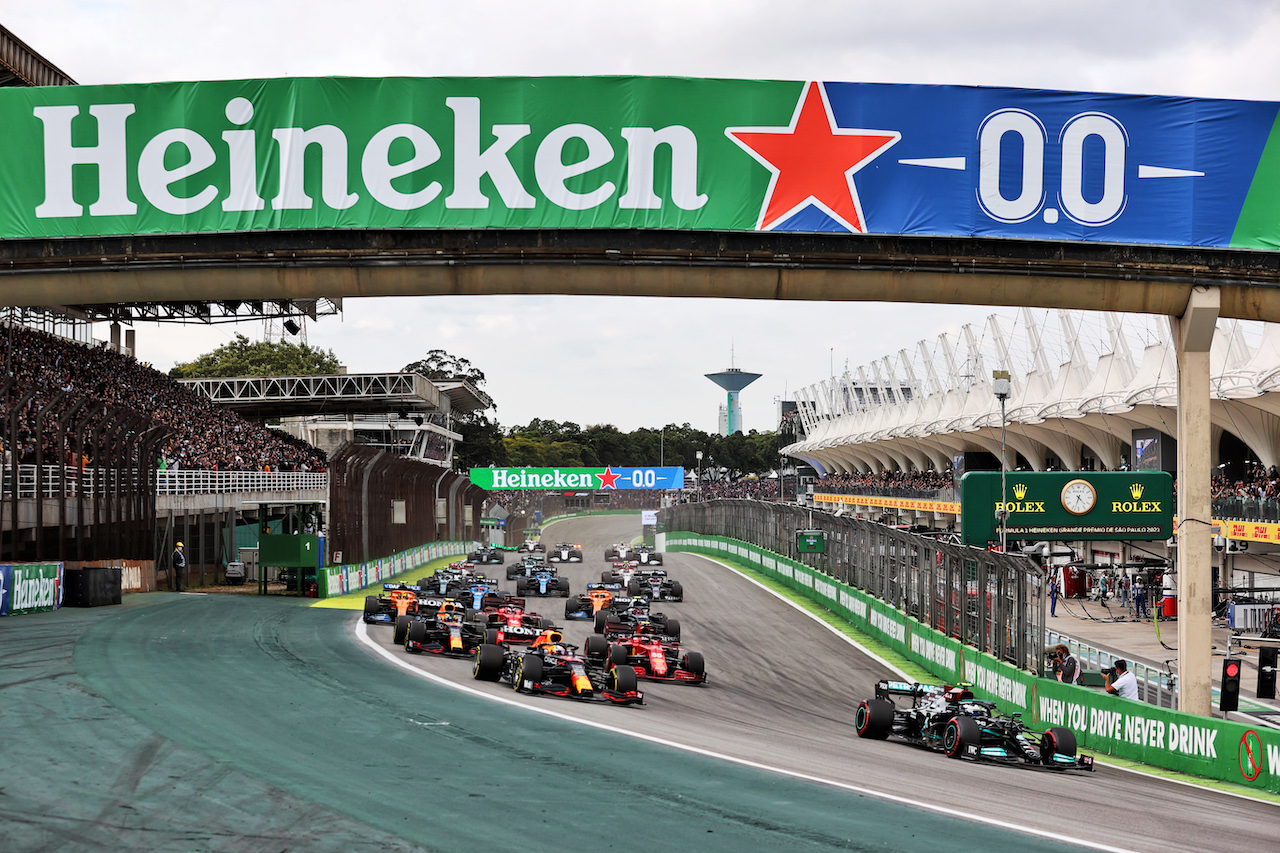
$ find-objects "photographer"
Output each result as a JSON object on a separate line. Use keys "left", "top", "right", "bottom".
{"left": 1052, "top": 643, "right": 1083, "bottom": 685}
{"left": 1103, "top": 658, "right": 1139, "bottom": 699}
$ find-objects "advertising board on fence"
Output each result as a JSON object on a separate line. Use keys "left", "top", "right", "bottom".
{"left": 321, "top": 540, "right": 474, "bottom": 597}
{"left": 666, "top": 532, "right": 1280, "bottom": 792}
{"left": 0, "top": 563, "right": 64, "bottom": 616}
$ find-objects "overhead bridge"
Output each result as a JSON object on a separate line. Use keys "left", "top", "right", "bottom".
{"left": 178, "top": 372, "right": 443, "bottom": 420}
{"left": 7, "top": 229, "right": 1280, "bottom": 323}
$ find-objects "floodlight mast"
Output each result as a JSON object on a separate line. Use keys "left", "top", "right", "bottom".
{"left": 992, "top": 370, "right": 1013, "bottom": 553}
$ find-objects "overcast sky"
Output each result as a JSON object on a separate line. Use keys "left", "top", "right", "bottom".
{"left": 9, "top": 1, "right": 1280, "bottom": 434}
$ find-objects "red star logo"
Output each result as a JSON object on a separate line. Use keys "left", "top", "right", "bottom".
{"left": 597, "top": 466, "right": 620, "bottom": 489}
{"left": 727, "top": 82, "right": 900, "bottom": 232}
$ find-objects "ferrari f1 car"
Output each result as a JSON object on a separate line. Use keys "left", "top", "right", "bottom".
{"left": 546, "top": 543, "right": 584, "bottom": 563}
{"left": 467, "top": 546, "right": 505, "bottom": 565}
{"left": 588, "top": 627, "right": 706, "bottom": 684}
{"left": 564, "top": 582, "right": 622, "bottom": 619}
{"left": 472, "top": 633, "right": 644, "bottom": 705}
{"left": 626, "top": 569, "right": 683, "bottom": 602}
{"left": 515, "top": 567, "right": 571, "bottom": 597}
{"left": 854, "top": 680, "right": 1093, "bottom": 771}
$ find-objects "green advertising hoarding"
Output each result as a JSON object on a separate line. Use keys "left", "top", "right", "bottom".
{"left": 960, "top": 471, "right": 1173, "bottom": 546}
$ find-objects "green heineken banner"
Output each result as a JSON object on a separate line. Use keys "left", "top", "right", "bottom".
{"left": 471, "top": 466, "right": 684, "bottom": 490}
{"left": 4, "top": 75, "right": 1280, "bottom": 247}
{"left": 960, "top": 471, "right": 1173, "bottom": 545}
{"left": 0, "top": 563, "right": 63, "bottom": 615}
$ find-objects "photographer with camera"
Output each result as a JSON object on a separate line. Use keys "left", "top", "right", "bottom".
{"left": 1103, "top": 658, "right": 1139, "bottom": 699}
{"left": 1051, "top": 643, "right": 1083, "bottom": 685}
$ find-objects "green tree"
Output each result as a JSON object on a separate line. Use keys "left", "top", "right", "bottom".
{"left": 169, "top": 333, "right": 342, "bottom": 378}
{"left": 402, "top": 349, "right": 485, "bottom": 385}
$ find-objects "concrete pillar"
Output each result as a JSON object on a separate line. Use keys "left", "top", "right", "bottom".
{"left": 1173, "top": 285, "right": 1219, "bottom": 717}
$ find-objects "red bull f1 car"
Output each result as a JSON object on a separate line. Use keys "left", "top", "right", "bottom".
{"left": 855, "top": 680, "right": 1093, "bottom": 771}
{"left": 472, "top": 634, "right": 644, "bottom": 705}
{"left": 402, "top": 603, "right": 495, "bottom": 656}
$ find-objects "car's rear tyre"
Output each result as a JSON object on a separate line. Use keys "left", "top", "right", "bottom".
{"left": 613, "top": 664, "right": 638, "bottom": 693}
{"left": 681, "top": 651, "right": 705, "bottom": 676}
{"left": 484, "top": 628, "right": 500, "bottom": 646}
{"left": 670, "top": 581, "right": 684, "bottom": 600}
{"left": 516, "top": 654, "right": 544, "bottom": 690}
{"left": 364, "top": 596, "right": 379, "bottom": 617}
{"left": 854, "top": 699, "right": 894, "bottom": 739}
{"left": 406, "top": 620, "right": 427, "bottom": 651}
{"left": 628, "top": 579, "right": 642, "bottom": 596}
{"left": 473, "top": 643, "right": 504, "bottom": 681}
{"left": 608, "top": 644, "right": 629, "bottom": 667}
{"left": 584, "top": 635, "right": 608, "bottom": 662}
{"left": 944, "top": 715, "right": 980, "bottom": 758}
{"left": 664, "top": 617, "right": 681, "bottom": 639}
{"left": 393, "top": 615, "right": 411, "bottom": 645}
{"left": 1041, "top": 726, "right": 1078, "bottom": 765}
{"left": 593, "top": 611, "right": 609, "bottom": 634}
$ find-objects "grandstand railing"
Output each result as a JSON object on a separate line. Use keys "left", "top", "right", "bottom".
{"left": 3, "top": 464, "right": 326, "bottom": 497}
{"left": 1212, "top": 495, "right": 1280, "bottom": 523}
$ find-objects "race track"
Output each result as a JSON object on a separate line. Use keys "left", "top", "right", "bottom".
{"left": 4, "top": 513, "right": 1274, "bottom": 851}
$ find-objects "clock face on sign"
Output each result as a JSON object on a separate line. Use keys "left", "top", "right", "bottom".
{"left": 1061, "top": 479, "right": 1097, "bottom": 516}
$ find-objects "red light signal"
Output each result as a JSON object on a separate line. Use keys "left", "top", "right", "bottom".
{"left": 1220, "top": 658, "right": 1243, "bottom": 712}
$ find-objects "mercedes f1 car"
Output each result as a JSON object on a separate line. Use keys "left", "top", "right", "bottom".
{"left": 515, "top": 567, "right": 571, "bottom": 597}
{"left": 589, "top": 627, "right": 706, "bottom": 685}
{"left": 854, "top": 680, "right": 1093, "bottom": 771}
{"left": 472, "top": 633, "right": 644, "bottom": 705}
{"left": 467, "top": 546, "right": 505, "bottom": 565}
{"left": 546, "top": 543, "right": 584, "bottom": 563}
{"left": 563, "top": 582, "right": 622, "bottom": 619}
{"left": 627, "top": 569, "right": 683, "bottom": 602}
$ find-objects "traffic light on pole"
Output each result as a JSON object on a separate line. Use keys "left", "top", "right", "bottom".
{"left": 1220, "top": 658, "right": 1242, "bottom": 712}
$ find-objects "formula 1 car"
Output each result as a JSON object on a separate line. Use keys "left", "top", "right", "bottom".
{"left": 451, "top": 577, "right": 510, "bottom": 611}
{"left": 506, "top": 555, "right": 549, "bottom": 580}
{"left": 603, "top": 543, "right": 636, "bottom": 561}
{"left": 517, "top": 540, "right": 546, "bottom": 554}
{"left": 515, "top": 567, "right": 571, "bottom": 597}
{"left": 601, "top": 561, "right": 642, "bottom": 585}
{"left": 472, "top": 634, "right": 644, "bottom": 705}
{"left": 627, "top": 569, "right": 683, "bottom": 602}
{"left": 854, "top": 680, "right": 1093, "bottom": 771}
{"left": 418, "top": 562, "right": 476, "bottom": 596}
{"left": 546, "top": 543, "right": 584, "bottom": 563}
{"left": 470, "top": 597, "right": 554, "bottom": 645}
{"left": 467, "top": 546, "right": 505, "bottom": 565}
{"left": 595, "top": 597, "right": 680, "bottom": 640}
{"left": 363, "top": 584, "right": 426, "bottom": 625}
{"left": 590, "top": 627, "right": 706, "bottom": 685}
{"left": 402, "top": 602, "right": 495, "bottom": 656}
{"left": 630, "top": 545, "right": 663, "bottom": 566}
{"left": 563, "top": 582, "right": 622, "bottom": 619}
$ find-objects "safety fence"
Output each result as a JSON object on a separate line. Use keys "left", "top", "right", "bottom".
{"left": 663, "top": 531, "right": 1280, "bottom": 792}
{"left": 664, "top": 500, "right": 1045, "bottom": 673}
{"left": 320, "top": 539, "right": 475, "bottom": 598}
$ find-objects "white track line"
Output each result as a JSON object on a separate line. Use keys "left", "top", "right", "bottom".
{"left": 356, "top": 617, "right": 1141, "bottom": 852}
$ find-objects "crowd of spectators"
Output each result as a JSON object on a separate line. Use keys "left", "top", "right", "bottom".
{"left": 2, "top": 323, "right": 326, "bottom": 472}
{"left": 815, "top": 469, "right": 953, "bottom": 493}
{"left": 1212, "top": 466, "right": 1280, "bottom": 500}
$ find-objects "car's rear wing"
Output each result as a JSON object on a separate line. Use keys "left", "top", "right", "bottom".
{"left": 587, "top": 582, "right": 623, "bottom": 591}
{"left": 383, "top": 583, "right": 419, "bottom": 592}
{"left": 873, "top": 680, "right": 945, "bottom": 701}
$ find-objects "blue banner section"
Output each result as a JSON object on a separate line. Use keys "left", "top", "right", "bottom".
{"left": 614, "top": 467, "right": 685, "bottom": 490}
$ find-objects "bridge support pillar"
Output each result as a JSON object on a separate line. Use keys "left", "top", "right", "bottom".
{"left": 1173, "top": 285, "right": 1219, "bottom": 717}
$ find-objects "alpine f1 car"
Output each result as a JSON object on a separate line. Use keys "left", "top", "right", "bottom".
{"left": 467, "top": 546, "right": 505, "bottom": 565}
{"left": 363, "top": 584, "right": 426, "bottom": 625}
{"left": 506, "top": 555, "right": 549, "bottom": 580}
{"left": 589, "top": 627, "right": 706, "bottom": 685}
{"left": 627, "top": 569, "right": 683, "bottom": 602}
{"left": 594, "top": 598, "right": 680, "bottom": 640}
{"left": 515, "top": 568, "right": 571, "bottom": 597}
{"left": 402, "top": 602, "right": 495, "bottom": 656}
{"left": 854, "top": 680, "right": 1093, "bottom": 771}
{"left": 470, "top": 597, "right": 554, "bottom": 645}
{"left": 546, "top": 543, "right": 584, "bottom": 563}
{"left": 472, "top": 633, "right": 644, "bottom": 705}
{"left": 563, "top": 582, "right": 622, "bottom": 619}
{"left": 451, "top": 577, "right": 510, "bottom": 611}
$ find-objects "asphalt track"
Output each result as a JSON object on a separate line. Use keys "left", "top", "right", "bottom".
{"left": 1, "top": 514, "right": 1274, "bottom": 852}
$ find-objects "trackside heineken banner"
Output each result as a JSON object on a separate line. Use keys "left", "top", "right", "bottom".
{"left": 321, "top": 540, "right": 473, "bottom": 598}
{"left": 0, "top": 563, "right": 64, "bottom": 615}
{"left": 471, "top": 466, "right": 684, "bottom": 490}
{"left": 665, "top": 532, "right": 1280, "bottom": 792}
{"left": 4, "top": 75, "right": 1280, "bottom": 247}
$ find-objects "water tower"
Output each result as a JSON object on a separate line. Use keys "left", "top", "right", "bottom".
{"left": 706, "top": 366, "right": 761, "bottom": 435}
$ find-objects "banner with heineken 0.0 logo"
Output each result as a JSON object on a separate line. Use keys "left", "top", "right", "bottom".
{"left": 3, "top": 75, "right": 1280, "bottom": 248}
{"left": 0, "top": 563, "right": 63, "bottom": 616}
{"left": 470, "top": 466, "right": 684, "bottom": 490}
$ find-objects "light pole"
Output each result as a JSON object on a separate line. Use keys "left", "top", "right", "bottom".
{"left": 696, "top": 450, "right": 703, "bottom": 501}
{"left": 992, "top": 370, "right": 1012, "bottom": 552}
